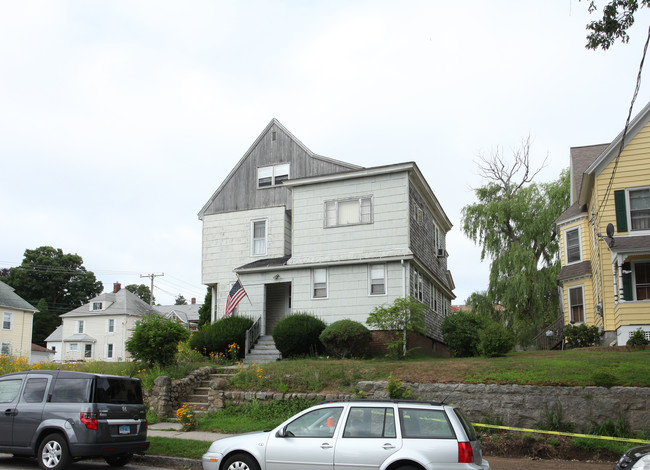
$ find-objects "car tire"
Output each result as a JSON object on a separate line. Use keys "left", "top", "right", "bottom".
{"left": 37, "top": 433, "right": 70, "bottom": 470}
{"left": 105, "top": 453, "right": 133, "bottom": 467}
{"left": 395, "top": 466, "right": 420, "bottom": 470}
{"left": 223, "top": 453, "right": 260, "bottom": 470}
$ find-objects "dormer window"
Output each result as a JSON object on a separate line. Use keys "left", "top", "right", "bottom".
{"left": 92, "top": 302, "right": 102, "bottom": 311}
{"left": 258, "top": 163, "right": 290, "bottom": 188}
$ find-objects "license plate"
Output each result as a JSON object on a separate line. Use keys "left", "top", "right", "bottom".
{"left": 119, "top": 425, "right": 131, "bottom": 435}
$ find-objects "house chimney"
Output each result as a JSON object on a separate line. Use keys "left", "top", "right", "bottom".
{"left": 113, "top": 282, "right": 121, "bottom": 293}
{"left": 191, "top": 297, "right": 196, "bottom": 304}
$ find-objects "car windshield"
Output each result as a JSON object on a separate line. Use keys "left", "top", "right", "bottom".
{"left": 93, "top": 377, "right": 143, "bottom": 404}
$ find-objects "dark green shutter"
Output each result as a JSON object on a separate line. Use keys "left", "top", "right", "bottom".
{"left": 622, "top": 262, "right": 633, "bottom": 301}
{"left": 614, "top": 190, "right": 628, "bottom": 232}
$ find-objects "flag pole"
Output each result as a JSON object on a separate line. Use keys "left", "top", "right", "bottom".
{"left": 235, "top": 273, "right": 252, "bottom": 305}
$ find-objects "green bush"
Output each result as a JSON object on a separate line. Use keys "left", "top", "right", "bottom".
{"left": 627, "top": 329, "right": 649, "bottom": 346}
{"left": 564, "top": 323, "right": 601, "bottom": 348}
{"left": 273, "top": 312, "right": 326, "bottom": 358}
{"left": 478, "top": 321, "right": 515, "bottom": 357}
{"left": 441, "top": 311, "right": 486, "bottom": 357}
{"left": 319, "top": 319, "right": 372, "bottom": 358}
{"left": 125, "top": 313, "right": 190, "bottom": 366}
{"left": 189, "top": 315, "right": 253, "bottom": 358}
{"left": 591, "top": 370, "right": 619, "bottom": 388}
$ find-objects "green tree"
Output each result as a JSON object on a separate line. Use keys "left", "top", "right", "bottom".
{"left": 125, "top": 284, "right": 152, "bottom": 304}
{"left": 32, "top": 299, "right": 59, "bottom": 345}
{"left": 3, "top": 246, "right": 103, "bottom": 343}
{"left": 584, "top": 0, "right": 650, "bottom": 50}
{"left": 462, "top": 140, "right": 570, "bottom": 345}
{"left": 175, "top": 294, "right": 187, "bottom": 305}
{"left": 367, "top": 297, "right": 425, "bottom": 359}
{"left": 198, "top": 287, "right": 212, "bottom": 327}
{"left": 126, "top": 313, "right": 190, "bottom": 366}
{"left": 441, "top": 311, "right": 486, "bottom": 357}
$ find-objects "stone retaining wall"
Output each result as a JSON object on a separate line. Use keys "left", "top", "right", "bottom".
{"left": 145, "top": 376, "right": 650, "bottom": 432}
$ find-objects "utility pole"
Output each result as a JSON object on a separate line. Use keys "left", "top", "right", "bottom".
{"left": 140, "top": 273, "right": 164, "bottom": 306}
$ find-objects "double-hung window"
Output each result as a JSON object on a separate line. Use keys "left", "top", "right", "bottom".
{"left": 433, "top": 222, "right": 441, "bottom": 251}
{"left": 84, "top": 344, "right": 92, "bottom": 358}
{"left": 568, "top": 286, "right": 585, "bottom": 323}
{"left": 78, "top": 320, "right": 84, "bottom": 334}
{"left": 0, "top": 342, "right": 10, "bottom": 356}
{"left": 106, "top": 344, "right": 114, "bottom": 359}
{"left": 634, "top": 262, "right": 650, "bottom": 300}
{"left": 258, "top": 163, "right": 290, "bottom": 188}
{"left": 369, "top": 264, "right": 386, "bottom": 295}
{"left": 565, "top": 227, "right": 581, "bottom": 264}
{"left": 312, "top": 268, "right": 328, "bottom": 299}
{"left": 629, "top": 188, "right": 650, "bottom": 231}
{"left": 414, "top": 271, "right": 424, "bottom": 302}
{"left": 251, "top": 220, "right": 267, "bottom": 256}
{"left": 2, "top": 312, "right": 12, "bottom": 331}
{"left": 107, "top": 319, "right": 115, "bottom": 333}
{"left": 325, "top": 197, "right": 372, "bottom": 227}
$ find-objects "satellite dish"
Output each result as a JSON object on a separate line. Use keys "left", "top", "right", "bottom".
{"left": 606, "top": 223, "right": 615, "bottom": 238}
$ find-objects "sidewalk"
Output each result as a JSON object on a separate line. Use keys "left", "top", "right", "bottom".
{"left": 147, "top": 421, "right": 229, "bottom": 442}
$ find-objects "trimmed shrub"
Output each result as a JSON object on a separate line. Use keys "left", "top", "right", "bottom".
{"left": 564, "top": 323, "right": 600, "bottom": 348}
{"left": 441, "top": 311, "right": 487, "bottom": 357}
{"left": 126, "top": 313, "right": 190, "bottom": 366}
{"left": 626, "top": 329, "right": 649, "bottom": 346}
{"left": 273, "top": 312, "right": 326, "bottom": 358}
{"left": 319, "top": 319, "right": 372, "bottom": 358}
{"left": 478, "top": 321, "right": 515, "bottom": 357}
{"left": 189, "top": 315, "right": 253, "bottom": 358}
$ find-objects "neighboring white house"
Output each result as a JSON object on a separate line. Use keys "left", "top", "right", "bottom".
{"left": 48, "top": 282, "right": 157, "bottom": 362}
{"left": 0, "top": 280, "right": 37, "bottom": 361}
{"left": 30, "top": 343, "right": 54, "bottom": 363}
{"left": 199, "top": 120, "right": 455, "bottom": 353}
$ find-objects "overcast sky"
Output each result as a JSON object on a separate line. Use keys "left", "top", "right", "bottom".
{"left": 2, "top": 1, "right": 650, "bottom": 307}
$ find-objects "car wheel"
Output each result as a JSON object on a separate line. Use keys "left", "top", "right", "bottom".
{"left": 395, "top": 466, "right": 420, "bottom": 470}
{"left": 223, "top": 453, "right": 260, "bottom": 470}
{"left": 105, "top": 453, "right": 133, "bottom": 467}
{"left": 38, "top": 433, "right": 70, "bottom": 470}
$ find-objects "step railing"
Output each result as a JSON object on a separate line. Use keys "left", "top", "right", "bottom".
{"left": 534, "top": 316, "right": 565, "bottom": 350}
{"left": 245, "top": 316, "right": 262, "bottom": 355}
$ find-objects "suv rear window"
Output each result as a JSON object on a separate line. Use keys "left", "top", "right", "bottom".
{"left": 51, "top": 378, "right": 92, "bottom": 403}
{"left": 93, "top": 377, "right": 143, "bottom": 404}
{"left": 399, "top": 408, "right": 455, "bottom": 439}
{"left": 453, "top": 408, "right": 478, "bottom": 441}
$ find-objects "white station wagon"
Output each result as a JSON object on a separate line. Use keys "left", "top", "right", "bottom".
{"left": 202, "top": 399, "right": 490, "bottom": 470}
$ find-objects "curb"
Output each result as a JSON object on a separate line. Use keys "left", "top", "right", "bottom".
{"left": 133, "top": 453, "right": 203, "bottom": 469}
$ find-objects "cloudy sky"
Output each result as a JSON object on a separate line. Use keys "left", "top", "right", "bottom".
{"left": 2, "top": 1, "right": 650, "bottom": 306}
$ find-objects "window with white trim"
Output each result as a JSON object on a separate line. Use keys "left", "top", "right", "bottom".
{"left": 2, "top": 312, "right": 12, "bottom": 330}
{"left": 565, "top": 227, "right": 581, "bottom": 264}
{"left": 251, "top": 220, "right": 267, "bottom": 256}
{"left": 628, "top": 329, "right": 650, "bottom": 341}
{"left": 325, "top": 197, "right": 372, "bottom": 227}
{"left": 77, "top": 320, "right": 84, "bottom": 334}
{"left": 106, "top": 344, "right": 114, "bottom": 359}
{"left": 258, "top": 163, "right": 290, "bottom": 188}
{"left": 369, "top": 264, "right": 386, "bottom": 295}
{"left": 92, "top": 302, "right": 102, "bottom": 311}
{"left": 312, "top": 268, "right": 328, "bottom": 299}
{"left": 633, "top": 261, "right": 650, "bottom": 301}
{"left": 629, "top": 187, "right": 650, "bottom": 231}
{"left": 569, "top": 286, "right": 585, "bottom": 323}
{"left": 0, "top": 342, "right": 10, "bottom": 356}
{"left": 68, "top": 343, "right": 79, "bottom": 352}
{"left": 415, "top": 271, "right": 424, "bottom": 302}
{"left": 107, "top": 319, "right": 115, "bottom": 333}
{"left": 433, "top": 221, "right": 441, "bottom": 251}
{"left": 84, "top": 344, "right": 92, "bottom": 358}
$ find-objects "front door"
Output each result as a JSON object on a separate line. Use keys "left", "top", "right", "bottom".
{"left": 265, "top": 282, "right": 291, "bottom": 335}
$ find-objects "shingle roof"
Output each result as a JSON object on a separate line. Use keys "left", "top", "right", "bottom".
{"left": 558, "top": 260, "right": 592, "bottom": 282}
{"left": 44, "top": 325, "right": 62, "bottom": 342}
{"left": 156, "top": 304, "right": 202, "bottom": 322}
{"left": 570, "top": 144, "right": 608, "bottom": 201}
{"left": 0, "top": 280, "right": 38, "bottom": 312}
{"left": 237, "top": 255, "right": 292, "bottom": 271}
{"left": 60, "top": 288, "right": 157, "bottom": 318}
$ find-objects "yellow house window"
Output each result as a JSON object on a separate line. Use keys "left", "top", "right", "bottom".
{"left": 634, "top": 262, "right": 650, "bottom": 300}
{"left": 569, "top": 286, "right": 585, "bottom": 323}
{"left": 565, "top": 228, "right": 581, "bottom": 264}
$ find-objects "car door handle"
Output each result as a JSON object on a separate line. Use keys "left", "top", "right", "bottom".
{"left": 382, "top": 443, "right": 395, "bottom": 450}
{"left": 321, "top": 443, "right": 333, "bottom": 449}
{"left": 4, "top": 409, "right": 17, "bottom": 416}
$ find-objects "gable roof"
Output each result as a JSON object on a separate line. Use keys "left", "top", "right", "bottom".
{"left": 59, "top": 287, "right": 156, "bottom": 318}
{"left": 0, "top": 280, "right": 38, "bottom": 313}
{"left": 579, "top": 100, "right": 650, "bottom": 206}
{"left": 156, "top": 303, "right": 202, "bottom": 323}
{"left": 198, "top": 118, "right": 361, "bottom": 218}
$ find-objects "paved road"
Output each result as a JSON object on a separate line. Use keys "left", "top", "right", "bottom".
{"left": 0, "top": 454, "right": 172, "bottom": 470}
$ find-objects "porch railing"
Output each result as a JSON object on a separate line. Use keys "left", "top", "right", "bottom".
{"left": 533, "top": 316, "right": 565, "bottom": 350}
{"left": 245, "top": 316, "right": 262, "bottom": 355}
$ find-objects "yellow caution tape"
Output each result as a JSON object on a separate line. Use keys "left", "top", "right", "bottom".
{"left": 472, "top": 423, "right": 650, "bottom": 445}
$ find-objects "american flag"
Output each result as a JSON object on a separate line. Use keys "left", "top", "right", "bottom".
{"left": 224, "top": 279, "right": 247, "bottom": 317}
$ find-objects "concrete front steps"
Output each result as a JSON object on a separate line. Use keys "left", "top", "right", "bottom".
{"left": 244, "top": 335, "right": 281, "bottom": 364}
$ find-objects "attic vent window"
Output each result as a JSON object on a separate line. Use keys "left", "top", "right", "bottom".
{"left": 272, "top": 131, "right": 277, "bottom": 141}
{"left": 258, "top": 163, "right": 290, "bottom": 188}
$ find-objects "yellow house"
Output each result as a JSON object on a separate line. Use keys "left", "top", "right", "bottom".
{"left": 0, "top": 280, "right": 37, "bottom": 360}
{"left": 556, "top": 102, "right": 650, "bottom": 346}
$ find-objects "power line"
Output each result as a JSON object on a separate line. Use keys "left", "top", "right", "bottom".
{"left": 140, "top": 273, "right": 164, "bottom": 307}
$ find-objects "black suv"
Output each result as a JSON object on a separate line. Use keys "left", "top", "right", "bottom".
{"left": 0, "top": 370, "right": 149, "bottom": 469}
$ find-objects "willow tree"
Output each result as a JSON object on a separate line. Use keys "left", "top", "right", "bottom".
{"left": 462, "top": 139, "right": 570, "bottom": 344}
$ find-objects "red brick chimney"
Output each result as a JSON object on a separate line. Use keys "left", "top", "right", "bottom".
{"left": 191, "top": 297, "right": 196, "bottom": 304}
{"left": 113, "top": 282, "right": 121, "bottom": 293}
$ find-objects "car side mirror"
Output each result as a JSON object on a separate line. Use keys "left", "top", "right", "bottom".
{"left": 275, "top": 427, "right": 286, "bottom": 438}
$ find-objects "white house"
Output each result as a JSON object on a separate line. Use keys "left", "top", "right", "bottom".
{"left": 49, "top": 282, "right": 157, "bottom": 362}
{"left": 0, "top": 280, "right": 37, "bottom": 361}
{"left": 199, "top": 120, "right": 455, "bottom": 354}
